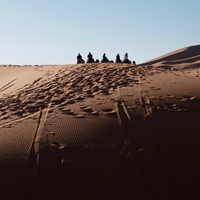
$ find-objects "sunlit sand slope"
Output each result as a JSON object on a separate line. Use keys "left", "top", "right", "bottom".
{"left": 141, "top": 44, "right": 200, "bottom": 70}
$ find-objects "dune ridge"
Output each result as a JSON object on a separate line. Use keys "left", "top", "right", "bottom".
{"left": 141, "top": 44, "right": 200, "bottom": 70}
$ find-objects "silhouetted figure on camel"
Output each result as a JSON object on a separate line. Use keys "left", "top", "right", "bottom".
{"left": 123, "top": 53, "right": 131, "bottom": 64}
{"left": 116, "top": 54, "right": 122, "bottom": 63}
{"left": 87, "top": 52, "right": 95, "bottom": 63}
{"left": 77, "top": 53, "right": 85, "bottom": 64}
{"left": 101, "top": 53, "right": 109, "bottom": 63}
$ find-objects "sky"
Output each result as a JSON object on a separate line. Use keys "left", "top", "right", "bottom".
{"left": 0, "top": 0, "right": 199, "bottom": 65}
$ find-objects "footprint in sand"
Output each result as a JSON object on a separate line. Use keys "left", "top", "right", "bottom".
{"left": 92, "top": 91, "right": 102, "bottom": 96}
{"left": 172, "top": 104, "right": 178, "bottom": 110}
{"left": 91, "top": 111, "right": 99, "bottom": 116}
{"left": 190, "top": 96, "right": 197, "bottom": 100}
{"left": 61, "top": 108, "right": 75, "bottom": 115}
{"left": 0, "top": 113, "right": 10, "bottom": 120}
{"left": 180, "top": 98, "right": 189, "bottom": 102}
{"left": 103, "top": 108, "right": 117, "bottom": 117}
{"left": 0, "top": 106, "right": 8, "bottom": 111}
{"left": 73, "top": 114, "right": 85, "bottom": 119}
{"left": 74, "top": 95, "right": 85, "bottom": 101}
{"left": 81, "top": 106, "right": 93, "bottom": 113}
{"left": 25, "top": 105, "right": 40, "bottom": 113}
{"left": 80, "top": 105, "right": 99, "bottom": 116}
{"left": 35, "top": 100, "right": 47, "bottom": 106}
{"left": 22, "top": 99, "right": 35, "bottom": 104}
{"left": 60, "top": 99, "right": 76, "bottom": 106}
{"left": 51, "top": 96, "right": 66, "bottom": 104}
{"left": 0, "top": 111, "right": 7, "bottom": 116}
{"left": 12, "top": 110, "right": 25, "bottom": 116}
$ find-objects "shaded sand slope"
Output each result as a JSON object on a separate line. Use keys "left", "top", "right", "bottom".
{"left": 141, "top": 44, "right": 200, "bottom": 70}
{"left": 0, "top": 63, "right": 200, "bottom": 200}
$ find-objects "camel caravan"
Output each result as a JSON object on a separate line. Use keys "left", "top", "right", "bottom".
{"left": 77, "top": 52, "right": 136, "bottom": 65}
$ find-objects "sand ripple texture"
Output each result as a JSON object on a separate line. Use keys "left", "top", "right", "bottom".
{"left": 0, "top": 119, "right": 38, "bottom": 200}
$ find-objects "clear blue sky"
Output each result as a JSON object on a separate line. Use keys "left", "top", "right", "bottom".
{"left": 0, "top": 0, "right": 199, "bottom": 65}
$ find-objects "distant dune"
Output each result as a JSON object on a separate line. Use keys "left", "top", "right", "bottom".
{"left": 141, "top": 44, "right": 200, "bottom": 70}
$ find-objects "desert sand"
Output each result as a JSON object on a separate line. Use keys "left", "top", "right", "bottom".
{"left": 0, "top": 45, "right": 200, "bottom": 200}
{"left": 141, "top": 44, "right": 200, "bottom": 70}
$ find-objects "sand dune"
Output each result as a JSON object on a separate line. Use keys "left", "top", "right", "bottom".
{"left": 0, "top": 48, "right": 200, "bottom": 200}
{"left": 141, "top": 44, "right": 200, "bottom": 70}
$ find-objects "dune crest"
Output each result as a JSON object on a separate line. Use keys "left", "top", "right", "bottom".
{"left": 141, "top": 44, "right": 200, "bottom": 70}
